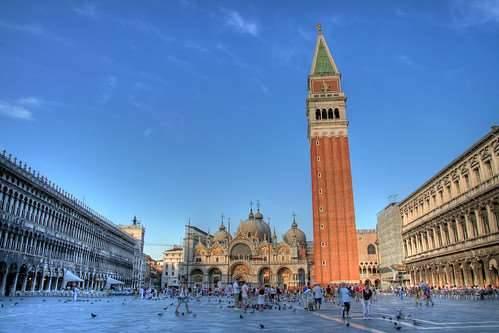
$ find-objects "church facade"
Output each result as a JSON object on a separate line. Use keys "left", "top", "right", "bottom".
{"left": 182, "top": 209, "right": 310, "bottom": 289}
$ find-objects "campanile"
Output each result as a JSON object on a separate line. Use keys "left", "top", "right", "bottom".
{"left": 307, "top": 25, "right": 359, "bottom": 284}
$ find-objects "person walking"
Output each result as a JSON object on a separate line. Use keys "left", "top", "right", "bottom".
{"left": 362, "top": 282, "right": 373, "bottom": 319}
{"left": 175, "top": 285, "right": 191, "bottom": 315}
{"left": 312, "top": 284, "right": 323, "bottom": 310}
{"left": 338, "top": 283, "right": 352, "bottom": 326}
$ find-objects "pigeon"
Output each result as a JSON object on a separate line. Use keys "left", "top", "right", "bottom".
{"left": 389, "top": 317, "right": 393, "bottom": 320}
{"left": 1, "top": 304, "right": 3, "bottom": 308}
{"left": 91, "top": 313, "right": 97, "bottom": 318}
{"left": 158, "top": 313, "right": 163, "bottom": 317}
{"left": 240, "top": 314, "right": 244, "bottom": 319}
{"left": 193, "top": 313, "right": 197, "bottom": 318}
{"left": 382, "top": 316, "right": 386, "bottom": 319}
{"left": 395, "top": 327, "right": 402, "bottom": 331}
{"left": 42, "top": 299, "right": 46, "bottom": 302}
{"left": 293, "top": 308, "right": 297, "bottom": 313}
{"left": 413, "top": 320, "right": 420, "bottom": 326}
{"left": 181, "top": 312, "right": 184, "bottom": 316}
{"left": 14, "top": 302, "right": 18, "bottom": 306}
{"left": 259, "top": 324, "right": 265, "bottom": 329}
{"left": 346, "top": 323, "right": 350, "bottom": 327}
{"left": 163, "top": 307, "right": 168, "bottom": 310}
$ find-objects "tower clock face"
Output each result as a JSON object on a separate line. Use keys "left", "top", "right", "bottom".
{"left": 311, "top": 79, "right": 339, "bottom": 94}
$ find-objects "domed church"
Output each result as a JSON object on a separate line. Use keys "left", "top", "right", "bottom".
{"left": 182, "top": 208, "right": 311, "bottom": 290}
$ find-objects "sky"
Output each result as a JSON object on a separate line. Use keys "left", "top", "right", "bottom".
{"left": 1, "top": 0, "right": 498, "bottom": 259}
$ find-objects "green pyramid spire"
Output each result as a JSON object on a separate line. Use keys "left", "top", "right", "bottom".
{"left": 313, "top": 40, "right": 336, "bottom": 75}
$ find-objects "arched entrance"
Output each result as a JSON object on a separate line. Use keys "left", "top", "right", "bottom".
{"left": 374, "top": 279, "right": 381, "bottom": 289}
{"left": 258, "top": 267, "right": 271, "bottom": 285}
{"left": 190, "top": 269, "right": 204, "bottom": 288}
{"left": 231, "top": 263, "right": 249, "bottom": 282}
{"left": 208, "top": 268, "right": 222, "bottom": 289}
{"left": 16, "top": 264, "right": 28, "bottom": 292}
{"left": 277, "top": 267, "right": 292, "bottom": 289}
{"left": 5, "top": 263, "right": 18, "bottom": 296}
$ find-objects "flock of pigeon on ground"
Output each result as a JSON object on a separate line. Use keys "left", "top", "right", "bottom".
{"left": 0, "top": 295, "right": 424, "bottom": 330}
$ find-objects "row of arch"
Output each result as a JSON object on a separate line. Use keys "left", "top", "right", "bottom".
{"left": 0, "top": 261, "right": 131, "bottom": 297}
{"left": 315, "top": 108, "right": 340, "bottom": 121}
{"left": 187, "top": 265, "right": 307, "bottom": 289}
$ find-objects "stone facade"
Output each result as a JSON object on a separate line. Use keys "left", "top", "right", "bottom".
{"left": 400, "top": 126, "right": 499, "bottom": 287}
{"left": 160, "top": 246, "right": 183, "bottom": 288}
{"left": 357, "top": 229, "right": 381, "bottom": 287}
{"left": 182, "top": 209, "right": 309, "bottom": 290}
{"left": 144, "top": 254, "right": 162, "bottom": 289}
{"left": 376, "top": 203, "right": 408, "bottom": 289}
{"left": 0, "top": 150, "right": 143, "bottom": 296}
{"left": 307, "top": 25, "right": 359, "bottom": 284}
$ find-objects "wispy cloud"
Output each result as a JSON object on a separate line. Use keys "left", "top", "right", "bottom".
{"left": 99, "top": 75, "right": 117, "bottom": 104}
{"left": 184, "top": 40, "right": 208, "bottom": 53}
{"left": 0, "top": 100, "right": 34, "bottom": 120}
{"left": 17, "top": 96, "right": 43, "bottom": 107}
{"left": 74, "top": 3, "right": 98, "bottom": 18}
{"left": 117, "top": 18, "right": 174, "bottom": 43}
{"left": 397, "top": 55, "right": 423, "bottom": 69}
{"left": 0, "top": 20, "right": 69, "bottom": 44}
{"left": 223, "top": 9, "right": 259, "bottom": 36}
{"left": 450, "top": 0, "right": 499, "bottom": 27}
{"left": 216, "top": 43, "right": 249, "bottom": 69}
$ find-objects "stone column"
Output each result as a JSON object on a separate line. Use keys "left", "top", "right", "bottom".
{"left": 47, "top": 274, "right": 52, "bottom": 291}
{"left": 439, "top": 224, "right": 447, "bottom": 246}
{"left": 464, "top": 213, "right": 474, "bottom": 239}
{"left": 419, "top": 231, "right": 428, "bottom": 252}
{"left": 474, "top": 209, "right": 485, "bottom": 236}
{"left": 0, "top": 270, "right": 8, "bottom": 296}
{"left": 448, "top": 221, "right": 456, "bottom": 244}
{"left": 486, "top": 203, "right": 498, "bottom": 233}
{"left": 456, "top": 218, "right": 464, "bottom": 241}
{"left": 11, "top": 271, "right": 19, "bottom": 295}
{"left": 31, "top": 270, "right": 38, "bottom": 291}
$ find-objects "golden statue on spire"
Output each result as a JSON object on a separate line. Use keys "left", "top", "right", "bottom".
{"left": 316, "top": 23, "right": 322, "bottom": 33}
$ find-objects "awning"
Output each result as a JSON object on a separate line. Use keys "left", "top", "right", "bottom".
{"left": 64, "top": 269, "right": 83, "bottom": 282}
{"left": 106, "top": 277, "right": 124, "bottom": 285}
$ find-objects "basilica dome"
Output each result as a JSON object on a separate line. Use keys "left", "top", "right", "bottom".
{"left": 237, "top": 209, "right": 271, "bottom": 242}
{"left": 213, "top": 222, "right": 232, "bottom": 243}
{"left": 283, "top": 217, "right": 306, "bottom": 245}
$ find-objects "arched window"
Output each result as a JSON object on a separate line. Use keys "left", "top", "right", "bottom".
{"left": 327, "top": 108, "right": 334, "bottom": 119}
{"left": 322, "top": 109, "right": 327, "bottom": 119}
{"left": 315, "top": 109, "right": 321, "bottom": 120}
{"left": 367, "top": 244, "right": 376, "bottom": 255}
{"left": 334, "top": 108, "right": 340, "bottom": 119}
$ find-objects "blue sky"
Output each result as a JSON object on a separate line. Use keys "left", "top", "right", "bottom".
{"left": 1, "top": 0, "right": 498, "bottom": 258}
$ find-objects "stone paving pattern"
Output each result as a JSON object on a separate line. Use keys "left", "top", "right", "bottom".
{"left": 1, "top": 295, "right": 499, "bottom": 333}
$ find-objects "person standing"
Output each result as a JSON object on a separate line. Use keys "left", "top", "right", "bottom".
{"left": 362, "top": 282, "right": 373, "bottom": 319}
{"left": 232, "top": 279, "right": 240, "bottom": 308}
{"left": 241, "top": 281, "right": 249, "bottom": 312}
{"left": 73, "top": 285, "right": 79, "bottom": 302}
{"left": 312, "top": 284, "right": 323, "bottom": 310}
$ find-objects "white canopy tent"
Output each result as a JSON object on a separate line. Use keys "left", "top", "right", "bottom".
{"left": 63, "top": 269, "right": 83, "bottom": 282}
{"left": 105, "top": 276, "right": 124, "bottom": 289}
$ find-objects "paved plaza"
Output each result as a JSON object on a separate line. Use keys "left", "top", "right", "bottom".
{"left": 0, "top": 295, "right": 498, "bottom": 333}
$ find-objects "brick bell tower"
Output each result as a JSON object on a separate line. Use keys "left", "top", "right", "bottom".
{"left": 307, "top": 24, "right": 359, "bottom": 284}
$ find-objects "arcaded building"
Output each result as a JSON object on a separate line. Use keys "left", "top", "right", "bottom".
{"left": 357, "top": 229, "right": 381, "bottom": 287}
{"left": 0, "top": 151, "right": 144, "bottom": 296}
{"left": 182, "top": 209, "right": 309, "bottom": 289}
{"left": 306, "top": 25, "right": 359, "bottom": 284}
{"left": 401, "top": 127, "right": 499, "bottom": 287}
